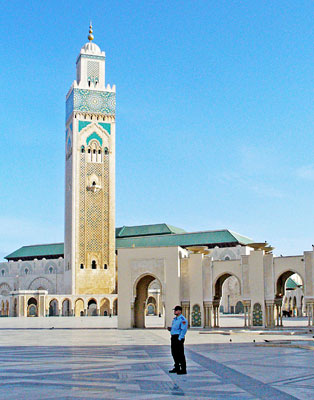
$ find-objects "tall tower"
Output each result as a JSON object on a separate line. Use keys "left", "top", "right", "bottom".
{"left": 64, "top": 25, "right": 116, "bottom": 294}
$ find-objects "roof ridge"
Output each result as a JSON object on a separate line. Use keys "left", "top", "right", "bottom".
{"left": 16, "top": 242, "right": 64, "bottom": 249}
{"left": 229, "top": 230, "right": 254, "bottom": 242}
{"left": 116, "top": 229, "right": 231, "bottom": 240}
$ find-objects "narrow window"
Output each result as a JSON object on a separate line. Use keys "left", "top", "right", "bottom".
{"left": 92, "top": 181, "right": 96, "bottom": 186}
{"left": 104, "top": 264, "right": 107, "bottom": 269}
{"left": 1, "top": 270, "right": 4, "bottom": 276}
{"left": 104, "top": 147, "right": 109, "bottom": 155}
{"left": 91, "top": 260, "right": 97, "bottom": 269}
{"left": 81, "top": 146, "right": 85, "bottom": 153}
{"left": 25, "top": 268, "right": 29, "bottom": 275}
{"left": 98, "top": 149, "right": 101, "bottom": 154}
{"left": 88, "top": 149, "right": 91, "bottom": 153}
{"left": 93, "top": 149, "right": 96, "bottom": 154}
{"left": 80, "top": 263, "right": 84, "bottom": 269}
{"left": 49, "top": 267, "right": 53, "bottom": 274}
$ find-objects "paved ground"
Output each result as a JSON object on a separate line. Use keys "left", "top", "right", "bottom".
{"left": 0, "top": 328, "right": 313, "bottom": 399}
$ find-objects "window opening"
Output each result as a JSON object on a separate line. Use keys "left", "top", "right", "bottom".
{"left": 80, "top": 264, "right": 84, "bottom": 269}
{"left": 104, "top": 264, "right": 107, "bottom": 269}
{"left": 91, "top": 260, "right": 97, "bottom": 269}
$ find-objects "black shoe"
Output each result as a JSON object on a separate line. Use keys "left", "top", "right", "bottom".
{"left": 177, "top": 370, "right": 187, "bottom": 375}
{"left": 169, "top": 368, "right": 178, "bottom": 373}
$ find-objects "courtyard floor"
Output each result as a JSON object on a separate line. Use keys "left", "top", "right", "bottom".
{"left": 0, "top": 324, "right": 313, "bottom": 399}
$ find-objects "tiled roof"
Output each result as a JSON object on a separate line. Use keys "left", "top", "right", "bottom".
{"left": 5, "top": 224, "right": 253, "bottom": 260}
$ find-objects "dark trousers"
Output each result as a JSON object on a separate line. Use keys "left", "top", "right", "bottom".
{"left": 171, "top": 335, "right": 186, "bottom": 371}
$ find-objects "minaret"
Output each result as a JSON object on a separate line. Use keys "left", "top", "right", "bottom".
{"left": 64, "top": 25, "right": 116, "bottom": 295}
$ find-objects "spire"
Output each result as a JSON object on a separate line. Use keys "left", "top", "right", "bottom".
{"left": 88, "top": 22, "right": 94, "bottom": 42}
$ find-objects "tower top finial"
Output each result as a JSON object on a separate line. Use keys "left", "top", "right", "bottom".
{"left": 88, "top": 22, "right": 94, "bottom": 41}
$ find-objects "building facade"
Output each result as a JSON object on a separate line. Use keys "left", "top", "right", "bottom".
{"left": 1, "top": 28, "right": 314, "bottom": 329}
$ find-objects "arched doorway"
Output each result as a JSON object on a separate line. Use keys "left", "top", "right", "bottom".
{"left": 87, "top": 299, "right": 97, "bottom": 316}
{"left": 75, "top": 298, "right": 84, "bottom": 316}
{"left": 214, "top": 273, "right": 244, "bottom": 327}
{"left": 49, "top": 299, "right": 59, "bottom": 316}
{"left": 134, "top": 275, "right": 164, "bottom": 328}
{"left": 276, "top": 271, "right": 305, "bottom": 327}
{"left": 62, "top": 299, "right": 71, "bottom": 316}
{"left": 100, "top": 298, "right": 110, "bottom": 316}
{"left": 27, "top": 298, "right": 38, "bottom": 317}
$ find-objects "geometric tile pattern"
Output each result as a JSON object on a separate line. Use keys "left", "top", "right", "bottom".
{"left": 0, "top": 341, "right": 311, "bottom": 399}
{"left": 73, "top": 89, "right": 115, "bottom": 115}
{"left": 66, "top": 89, "right": 115, "bottom": 121}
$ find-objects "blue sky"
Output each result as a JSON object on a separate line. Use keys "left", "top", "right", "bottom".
{"left": 1, "top": 1, "right": 314, "bottom": 259}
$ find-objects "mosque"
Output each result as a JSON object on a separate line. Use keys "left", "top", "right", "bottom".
{"left": 0, "top": 27, "right": 314, "bottom": 329}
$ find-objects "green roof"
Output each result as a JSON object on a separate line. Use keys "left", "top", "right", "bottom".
{"left": 286, "top": 277, "right": 298, "bottom": 289}
{"left": 116, "top": 229, "right": 253, "bottom": 249}
{"left": 5, "top": 225, "right": 253, "bottom": 260}
{"left": 116, "top": 223, "right": 186, "bottom": 238}
{"left": 5, "top": 243, "right": 64, "bottom": 261}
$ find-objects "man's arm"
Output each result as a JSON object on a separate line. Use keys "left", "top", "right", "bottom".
{"left": 178, "top": 319, "right": 187, "bottom": 340}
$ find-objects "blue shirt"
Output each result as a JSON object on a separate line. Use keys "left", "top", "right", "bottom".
{"left": 170, "top": 314, "right": 188, "bottom": 340}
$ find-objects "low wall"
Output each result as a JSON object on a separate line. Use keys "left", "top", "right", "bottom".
{"left": 0, "top": 316, "right": 118, "bottom": 329}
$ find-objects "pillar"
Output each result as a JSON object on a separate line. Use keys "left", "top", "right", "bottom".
{"left": 203, "top": 302, "right": 212, "bottom": 328}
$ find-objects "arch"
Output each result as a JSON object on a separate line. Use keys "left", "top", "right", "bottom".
{"left": 75, "top": 298, "right": 84, "bottom": 317}
{"left": 44, "top": 261, "right": 58, "bottom": 274}
{"left": 219, "top": 249, "right": 236, "bottom": 261}
{"left": 62, "top": 298, "right": 71, "bottom": 316}
{"left": 20, "top": 263, "right": 32, "bottom": 276}
{"left": 147, "top": 296, "right": 157, "bottom": 306}
{"left": 0, "top": 283, "right": 12, "bottom": 296}
{"left": 87, "top": 298, "right": 98, "bottom": 316}
{"left": 100, "top": 298, "right": 110, "bottom": 316}
{"left": 113, "top": 298, "right": 118, "bottom": 316}
{"left": 5, "top": 300, "right": 9, "bottom": 316}
{"left": 27, "top": 297, "right": 38, "bottom": 317}
{"left": 213, "top": 272, "right": 241, "bottom": 300}
{"left": 28, "top": 277, "right": 54, "bottom": 293}
{"left": 133, "top": 274, "right": 162, "bottom": 328}
{"left": 133, "top": 273, "right": 162, "bottom": 298}
{"left": 86, "top": 132, "right": 103, "bottom": 146}
{"left": 0, "top": 265, "right": 8, "bottom": 277}
{"left": 49, "top": 299, "right": 59, "bottom": 316}
{"left": 235, "top": 301, "right": 244, "bottom": 314}
{"left": 146, "top": 303, "right": 156, "bottom": 316}
{"left": 275, "top": 270, "right": 304, "bottom": 298}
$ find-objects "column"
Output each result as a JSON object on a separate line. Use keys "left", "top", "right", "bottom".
{"left": 244, "top": 306, "right": 247, "bottom": 327}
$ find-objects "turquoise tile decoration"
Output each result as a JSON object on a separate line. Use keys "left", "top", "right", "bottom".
{"left": 252, "top": 303, "right": 263, "bottom": 326}
{"left": 78, "top": 121, "right": 92, "bottom": 132}
{"left": 78, "top": 54, "right": 106, "bottom": 61}
{"left": 66, "top": 90, "right": 74, "bottom": 121}
{"left": 66, "top": 89, "right": 115, "bottom": 121}
{"left": 192, "top": 304, "right": 202, "bottom": 327}
{"left": 98, "top": 122, "right": 111, "bottom": 134}
{"left": 73, "top": 89, "right": 115, "bottom": 114}
{"left": 86, "top": 132, "right": 103, "bottom": 147}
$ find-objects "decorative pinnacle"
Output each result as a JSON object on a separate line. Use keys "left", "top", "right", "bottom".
{"left": 88, "top": 22, "right": 94, "bottom": 41}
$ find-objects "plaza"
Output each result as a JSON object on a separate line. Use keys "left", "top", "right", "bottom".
{"left": 0, "top": 321, "right": 313, "bottom": 399}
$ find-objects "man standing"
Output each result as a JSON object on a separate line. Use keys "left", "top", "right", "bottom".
{"left": 167, "top": 305, "right": 188, "bottom": 375}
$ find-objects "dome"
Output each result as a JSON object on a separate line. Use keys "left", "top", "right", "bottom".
{"left": 80, "top": 42, "right": 101, "bottom": 55}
